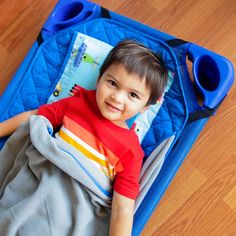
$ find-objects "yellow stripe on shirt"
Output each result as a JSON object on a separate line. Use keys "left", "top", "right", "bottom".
{"left": 58, "top": 127, "right": 115, "bottom": 179}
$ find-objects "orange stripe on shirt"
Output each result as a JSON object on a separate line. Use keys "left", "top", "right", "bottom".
{"left": 62, "top": 116, "right": 123, "bottom": 172}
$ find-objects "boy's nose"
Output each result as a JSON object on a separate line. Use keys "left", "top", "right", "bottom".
{"left": 111, "top": 91, "right": 125, "bottom": 103}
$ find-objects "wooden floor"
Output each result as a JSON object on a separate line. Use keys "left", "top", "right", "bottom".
{"left": 0, "top": 0, "right": 235, "bottom": 235}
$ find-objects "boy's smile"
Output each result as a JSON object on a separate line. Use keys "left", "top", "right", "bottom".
{"left": 96, "top": 64, "right": 151, "bottom": 128}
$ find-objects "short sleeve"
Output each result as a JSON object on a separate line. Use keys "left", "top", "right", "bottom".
{"left": 38, "top": 97, "right": 71, "bottom": 129}
{"left": 113, "top": 150, "right": 143, "bottom": 199}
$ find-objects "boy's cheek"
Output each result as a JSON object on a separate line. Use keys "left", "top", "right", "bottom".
{"left": 139, "top": 105, "right": 150, "bottom": 114}
{"left": 96, "top": 77, "right": 102, "bottom": 87}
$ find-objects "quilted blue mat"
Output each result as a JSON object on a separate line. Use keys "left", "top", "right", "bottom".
{"left": 0, "top": 19, "right": 187, "bottom": 156}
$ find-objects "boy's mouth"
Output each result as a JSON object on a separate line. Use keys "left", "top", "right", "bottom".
{"left": 105, "top": 101, "right": 122, "bottom": 112}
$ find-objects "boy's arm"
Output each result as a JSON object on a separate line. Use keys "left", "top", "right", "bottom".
{"left": 0, "top": 109, "right": 38, "bottom": 138}
{"left": 110, "top": 191, "right": 135, "bottom": 236}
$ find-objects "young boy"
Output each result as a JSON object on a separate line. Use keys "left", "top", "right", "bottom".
{"left": 0, "top": 39, "right": 168, "bottom": 235}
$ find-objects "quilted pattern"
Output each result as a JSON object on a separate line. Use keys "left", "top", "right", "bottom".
{"left": 69, "top": 19, "right": 187, "bottom": 156}
{"left": 7, "top": 30, "right": 74, "bottom": 117}
{"left": 0, "top": 19, "right": 187, "bottom": 156}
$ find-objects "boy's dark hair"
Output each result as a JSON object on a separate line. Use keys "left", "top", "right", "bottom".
{"left": 99, "top": 39, "right": 169, "bottom": 105}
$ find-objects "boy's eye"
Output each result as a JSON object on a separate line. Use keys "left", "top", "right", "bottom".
{"left": 108, "top": 80, "right": 117, "bottom": 87}
{"left": 130, "top": 92, "right": 139, "bottom": 99}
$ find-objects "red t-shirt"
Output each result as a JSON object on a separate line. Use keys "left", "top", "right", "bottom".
{"left": 38, "top": 88, "right": 144, "bottom": 199}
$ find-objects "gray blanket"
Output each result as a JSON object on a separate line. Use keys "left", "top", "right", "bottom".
{"left": 0, "top": 115, "right": 112, "bottom": 236}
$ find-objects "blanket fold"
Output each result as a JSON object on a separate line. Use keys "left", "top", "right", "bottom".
{"left": 0, "top": 115, "right": 111, "bottom": 236}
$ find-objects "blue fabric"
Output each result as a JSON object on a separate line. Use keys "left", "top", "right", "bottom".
{"left": 0, "top": 18, "right": 187, "bottom": 157}
{"left": 6, "top": 31, "right": 75, "bottom": 117}
{"left": 69, "top": 19, "right": 188, "bottom": 156}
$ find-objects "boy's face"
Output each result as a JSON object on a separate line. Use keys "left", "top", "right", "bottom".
{"left": 96, "top": 64, "right": 150, "bottom": 128}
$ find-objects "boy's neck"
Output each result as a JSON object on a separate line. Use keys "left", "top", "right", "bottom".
{"left": 111, "top": 120, "right": 129, "bottom": 129}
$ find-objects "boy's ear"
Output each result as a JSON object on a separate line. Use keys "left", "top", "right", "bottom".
{"left": 140, "top": 105, "right": 150, "bottom": 113}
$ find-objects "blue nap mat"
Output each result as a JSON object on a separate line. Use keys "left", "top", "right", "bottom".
{"left": 0, "top": 19, "right": 187, "bottom": 155}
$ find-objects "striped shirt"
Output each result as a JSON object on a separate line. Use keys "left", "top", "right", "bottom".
{"left": 38, "top": 87, "right": 144, "bottom": 199}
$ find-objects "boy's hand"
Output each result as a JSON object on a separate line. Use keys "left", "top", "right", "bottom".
{"left": 109, "top": 191, "right": 135, "bottom": 236}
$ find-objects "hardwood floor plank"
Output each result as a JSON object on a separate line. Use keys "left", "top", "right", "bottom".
{"left": 223, "top": 185, "right": 236, "bottom": 211}
{"left": 188, "top": 108, "right": 236, "bottom": 177}
{"left": 196, "top": 201, "right": 236, "bottom": 236}
{"left": 148, "top": 155, "right": 236, "bottom": 235}
{"left": 0, "top": 0, "right": 57, "bottom": 94}
{"left": 0, "top": 0, "right": 32, "bottom": 35}
{"left": 142, "top": 160, "right": 206, "bottom": 235}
